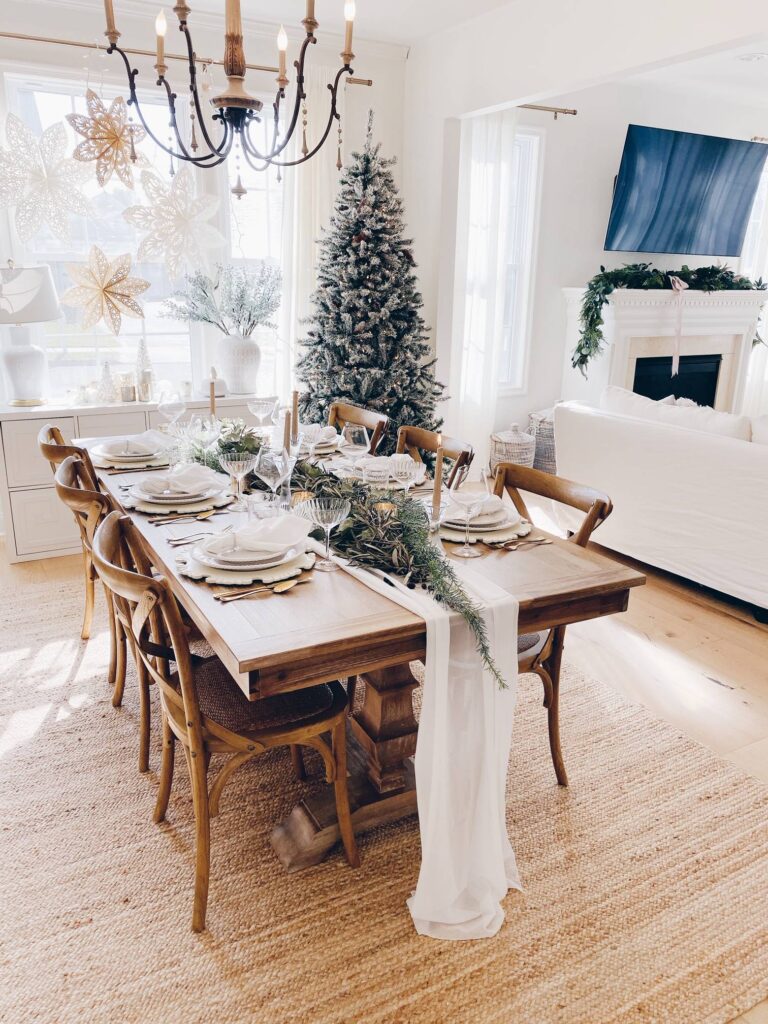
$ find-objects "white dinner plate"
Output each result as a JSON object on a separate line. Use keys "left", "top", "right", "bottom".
{"left": 192, "top": 545, "right": 299, "bottom": 572}
{"left": 131, "top": 485, "right": 223, "bottom": 505}
{"left": 93, "top": 445, "right": 162, "bottom": 462}
{"left": 444, "top": 511, "right": 521, "bottom": 533}
{"left": 443, "top": 508, "right": 508, "bottom": 529}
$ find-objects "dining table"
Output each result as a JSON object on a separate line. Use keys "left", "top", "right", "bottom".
{"left": 86, "top": 438, "right": 646, "bottom": 873}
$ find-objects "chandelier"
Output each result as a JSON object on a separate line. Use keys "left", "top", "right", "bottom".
{"left": 101, "top": 0, "right": 359, "bottom": 175}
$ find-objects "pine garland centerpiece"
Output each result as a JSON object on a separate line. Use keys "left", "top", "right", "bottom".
{"left": 573, "top": 263, "right": 766, "bottom": 375}
{"left": 297, "top": 114, "right": 444, "bottom": 455}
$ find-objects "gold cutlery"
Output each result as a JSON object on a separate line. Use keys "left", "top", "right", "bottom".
{"left": 489, "top": 537, "right": 553, "bottom": 551}
{"left": 215, "top": 577, "right": 312, "bottom": 602}
{"left": 104, "top": 465, "right": 167, "bottom": 474}
{"left": 148, "top": 509, "right": 226, "bottom": 524}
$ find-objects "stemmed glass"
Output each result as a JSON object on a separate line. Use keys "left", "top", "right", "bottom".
{"left": 253, "top": 447, "right": 296, "bottom": 499}
{"left": 301, "top": 423, "right": 323, "bottom": 462}
{"left": 342, "top": 423, "right": 370, "bottom": 454}
{"left": 219, "top": 451, "right": 258, "bottom": 512}
{"left": 392, "top": 456, "right": 419, "bottom": 496}
{"left": 247, "top": 396, "right": 279, "bottom": 441}
{"left": 157, "top": 391, "right": 187, "bottom": 431}
{"left": 446, "top": 479, "right": 484, "bottom": 559}
{"left": 296, "top": 497, "right": 350, "bottom": 572}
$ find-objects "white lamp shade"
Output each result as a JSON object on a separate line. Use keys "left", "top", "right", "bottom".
{"left": 0, "top": 265, "right": 61, "bottom": 325}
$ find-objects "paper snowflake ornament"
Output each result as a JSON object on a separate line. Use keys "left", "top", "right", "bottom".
{"left": 0, "top": 115, "right": 90, "bottom": 241}
{"left": 62, "top": 245, "right": 150, "bottom": 335}
{"left": 66, "top": 90, "right": 146, "bottom": 189}
{"left": 123, "top": 167, "right": 224, "bottom": 278}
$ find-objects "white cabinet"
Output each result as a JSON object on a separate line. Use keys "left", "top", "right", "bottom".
{"left": 9, "top": 488, "right": 80, "bottom": 555}
{"left": 3, "top": 416, "right": 76, "bottom": 487}
{"left": 77, "top": 411, "right": 148, "bottom": 437}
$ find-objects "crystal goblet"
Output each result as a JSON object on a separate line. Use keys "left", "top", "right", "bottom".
{"left": 295, "top": 497, "right": 350, "bottom": 572}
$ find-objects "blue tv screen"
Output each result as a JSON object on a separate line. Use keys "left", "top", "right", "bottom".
{"left": 604, "top": 124, "right": 768, "bottom": 257}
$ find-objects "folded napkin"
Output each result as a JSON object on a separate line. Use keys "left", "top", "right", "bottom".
{"left": 100, "top": 430, "right": 173, "bottom": 457}
{"left": 202, "top": 513, "right": 312, "bottom": 556}
{"left": 140, "top": 464, "right": 222, "bottom": 496}
{"left": 299, "top": 424, "right": 339, "bottom": 446}
{"left": 446, "top": 493, "right": 506, "bottom": 523}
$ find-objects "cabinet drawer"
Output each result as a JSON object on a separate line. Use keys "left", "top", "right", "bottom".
{"left": 10, "top": 487, "right": 80, "bottom": 555}
{"left": 3, "top": 416, "right": 76, "bottom": 488}
{"left": 77, "top": 411, "right": 148, "bottom": 438}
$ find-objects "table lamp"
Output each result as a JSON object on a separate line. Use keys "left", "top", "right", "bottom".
{"left": 0, "top": 261, "right": 61, "bottom": 406}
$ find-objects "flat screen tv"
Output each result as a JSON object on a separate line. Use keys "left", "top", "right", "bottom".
{"left": 604, "top": 124, "right": 768, "bottom": 257}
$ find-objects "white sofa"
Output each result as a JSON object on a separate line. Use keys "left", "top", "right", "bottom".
{"left": 553, "top": 397, "right": 768, "bottom": 613}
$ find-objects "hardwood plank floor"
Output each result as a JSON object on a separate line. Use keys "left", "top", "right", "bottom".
{"left": 1, "top": 535, "right": 766, "bottom": 1023}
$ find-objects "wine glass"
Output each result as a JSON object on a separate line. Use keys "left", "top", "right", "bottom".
{"left": 342, "top": 422, "right": 370, "bottom": 454}
{"left": 247, "top": 396, "right": 279, "bottom": 441}
{"left": 391, "top": 455, "right": 419, "bottom": 496}
{"left": 219, "top": 451, "right": 258, "bottom": 512}
{"left": 301, "top": 423, "right": 323, "bottom": 462}
{"left": 157, "top": 391, "right": 187, "bottom": 431}
{"left": 446, "top": 479, "right": 484, "bottom": 559}
{"left": 253, "top": 447, "right": 296, "bottom": 498}
{"left": 295, "top": 497, "right": 350, "bottom": 572}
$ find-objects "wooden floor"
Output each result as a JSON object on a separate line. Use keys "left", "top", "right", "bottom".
{"left": 2, "top": 536, "right": 767, "bottom": 1023}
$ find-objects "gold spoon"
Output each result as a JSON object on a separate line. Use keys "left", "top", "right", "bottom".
{"left": 216, "top": 577, "right": 311, "bottom": 602}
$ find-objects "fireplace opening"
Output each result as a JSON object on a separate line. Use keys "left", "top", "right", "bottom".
{"left": 632, "top": 353, "right": 722, "bottom": 407}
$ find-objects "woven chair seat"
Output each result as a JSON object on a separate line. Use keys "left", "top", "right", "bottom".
{"left": 518, "top": 632, "right": 543, "bottom": 657}
{"left": 173, "top": 657, "right": 334, "bottom": 734}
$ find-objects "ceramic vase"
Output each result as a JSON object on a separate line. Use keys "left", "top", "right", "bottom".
{"left": 217, "top": 330, "right": 264, "bottom": 395}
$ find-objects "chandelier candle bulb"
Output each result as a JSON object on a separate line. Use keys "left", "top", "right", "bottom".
{"left": 277, "top": 25, "right": 288, "bottom": 87}
{"left": 432, "top": 436, "right": 444, "bottom": 525}
{"left": 155, "top": 10, "right": 167, "bottom": 75}
{"left": 342, "top": 0, "right": 355, "bottom": 64}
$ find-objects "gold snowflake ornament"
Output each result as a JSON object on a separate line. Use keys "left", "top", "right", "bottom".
{"left": 62, "top": 245, "right": 150, "bottom": 335}
{"left": 123, "top": 167, "right": 224, "bottom": 278}
{"left": 0, "top": 115, "right": 90, "bottom": 241}
{"left": 66, "top": 90, "right": 146, "bottom": 189}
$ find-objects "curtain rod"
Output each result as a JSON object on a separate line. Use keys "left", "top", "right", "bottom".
{"left": 0, "top": 30, "right": 373, "bottom": 84}
{"left": 519, "top": 103, "right": 577, "bottom": 118}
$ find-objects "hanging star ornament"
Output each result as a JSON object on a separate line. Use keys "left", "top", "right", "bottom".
{"left": 0, "top": 115, "right": 90, "bottom": 241}
{"left": 66, "top": 90, "right": 146, "bottom": 188}
{"left": 62, "top": 245, "right": 150, "bottom": 335}
{"left": 123, "top": 167, "right": 224, "bottom": 278}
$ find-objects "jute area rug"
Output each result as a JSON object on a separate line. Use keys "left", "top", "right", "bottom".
{"left": 0, "top": 575, "right": 766, "bottom": 1024}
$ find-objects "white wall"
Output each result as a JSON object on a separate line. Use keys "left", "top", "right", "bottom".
{"left": 402, "top": 0, "right": 768, "bottom": 427}
{"left": 502, "top": 78, "right": 768, "bottom": 425}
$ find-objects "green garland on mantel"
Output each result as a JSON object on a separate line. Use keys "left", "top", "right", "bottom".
{"left": 572, "top": 263, "right": 767, "bottom": 375}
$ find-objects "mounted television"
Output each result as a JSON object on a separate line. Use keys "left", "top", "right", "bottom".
{"left": 604, "top": 124, "right": 768, "bottom": 257}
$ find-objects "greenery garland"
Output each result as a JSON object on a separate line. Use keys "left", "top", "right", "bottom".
{"left": 573, "top": 263, "right": 766, "bottom": 376}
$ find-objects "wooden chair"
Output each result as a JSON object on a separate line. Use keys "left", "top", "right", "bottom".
{"left": 327, "top": 401, "right": 388, "bottom": 454}
{"left": 54, "top": 456, "right": 128, "bottom": 728}
{"left": 38, "top": 424, "right": 101, "bottom": 640}
{"left": 493, "top": 463, "right": 613, "bottom": 787}
{"left": 92, "top": 510, "right": 360, "bottom": 932}
{"left": 396, "top": 425, "right": 474, "bottom": 488}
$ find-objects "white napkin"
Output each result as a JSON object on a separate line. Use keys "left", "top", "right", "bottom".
{"left": 202, "top": 513, "right": 312, "bottom": 556}
{"left": 300, "top": 424, "right": 339, "bottom": 446}
{"left": 446, "top": 493, "right": 506, "bottom": 523}
{"left": 140, "top": 464, "right": 222, "bottom": 496}
{"left": 100, "top": 430, "right": 173, "bottom": 457}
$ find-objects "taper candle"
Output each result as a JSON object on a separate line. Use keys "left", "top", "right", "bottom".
{"left": 432, "top": 435, "right": 444, "bottom": 524}
{"left": 291, "top": 390, "right": 299, "bottom": 443}
{"left": 104, "top": 0, "right": 117, "bottom": 35}
{"left": 283, "top": 410, "right": 292, "bottom": 452}
{"left": 277, "top": 25, "right": 288, "bottom": 83}
{"left": 209, "top": 366, "right": 216, "bottom": 418}
{"left": 155, "top": 10, "right": 167, "bottom": 72}
{"left": 342, "top": 0, "right": 355, "bottom": 62}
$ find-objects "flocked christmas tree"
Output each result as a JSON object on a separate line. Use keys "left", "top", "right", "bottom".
{"left": 297, "top": 114, "right": 444, "bottom": 451}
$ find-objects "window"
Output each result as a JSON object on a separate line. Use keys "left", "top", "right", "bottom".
{"left": 498, "top": 130, "right": 541, "bottom": 390}
{"left": 1, "top": 71, "right": 288, "bottom": 399}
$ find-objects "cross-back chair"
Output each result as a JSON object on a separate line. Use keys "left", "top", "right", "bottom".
{"left": 327, "top": 401, "right": 388, "bottom": 454}
{"left": 54, "top": 456, "right": 128, "bottom": 724}
{"left": 39, "top": 424, "right": 101, "bottom": 640}
{"left": 92, "top": 510, "right": 360, "bottom": 932}
{"left": 396, "top": 425, "right": 474, "bottom": 488}
{"left": 493, "top": 463, "right": 613, "bottom": 786}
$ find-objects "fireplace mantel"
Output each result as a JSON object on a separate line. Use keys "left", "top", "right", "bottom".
{"left": 560, "top": 287, "right": 767, "bottom": 412}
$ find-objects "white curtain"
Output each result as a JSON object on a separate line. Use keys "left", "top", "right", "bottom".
{"left": 448, "top": 108, "right": 519, "bottom": 468}
{"left": 740, "top": 165, "right": 768, "bottom": 416}
{"left": 278, "top": 67, "right": 345, "bottom": 397}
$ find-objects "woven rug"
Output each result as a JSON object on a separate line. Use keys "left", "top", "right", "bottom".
{"left": 0, "top": 575, "right": 766, "bottom": 1024}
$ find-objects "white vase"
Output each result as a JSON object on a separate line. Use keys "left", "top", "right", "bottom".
{"left": 217, "top": 331, "right": 262, "bottom": 395}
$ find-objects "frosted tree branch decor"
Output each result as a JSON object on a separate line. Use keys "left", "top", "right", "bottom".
{"left": 162, "top": 263, "right": 282, "bottom": 337}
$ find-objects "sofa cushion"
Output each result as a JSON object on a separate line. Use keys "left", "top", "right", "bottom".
{"left": 752, "top": 415, "right": 768, "bottom": 446}
{"left": 599, "top": 386, "right": 752, "bottom": 441}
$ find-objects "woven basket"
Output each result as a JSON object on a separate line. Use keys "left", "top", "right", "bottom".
{"left": 528, "top": 408, "right": 557, "bottom": 474}
{"left": 489, "top": 423, "right": 535, "bottom": 472}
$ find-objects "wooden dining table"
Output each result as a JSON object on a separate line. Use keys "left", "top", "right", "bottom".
{"left": 91, "top": 452, "right": 646, "bottom": 872}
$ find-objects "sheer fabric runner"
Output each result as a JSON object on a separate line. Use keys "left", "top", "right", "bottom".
{"left": 336, "top": 553, "right": 521, "bottom": 940}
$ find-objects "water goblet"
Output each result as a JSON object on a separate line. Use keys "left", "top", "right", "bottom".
{"left": 341, "top": 422, "right": 370, "bottom": 454}
{"left": 247, "top": 396, "right": 279, "bottom": 441}
{"left": 253, "top": 447, "right": 296, "bottom": 499}
{"left": 391, "top": 455, "right": 419, "bottom": 496}
{"left": 447, "top": 480, "right": 484, "bottom": 559}
{"left": 219, "top": 451, "right": 258, "bottom": 512}
{"left": 247, "top": 492, "right": 288, "bottom": 521}
{"left": 295, "top": 497, "right": 350, "bottom": 572}
{"left": 157, "top": 391, "right": 187, "bottom": 431}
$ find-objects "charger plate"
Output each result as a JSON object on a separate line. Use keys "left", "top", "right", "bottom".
{"left": 439, "top": 520, "right": 531, "bottom": 545}
{"left": 91, "top": 454, "right": 170, "bottom": 470}
{"left": 178, "top": 548, "right": 316, "bottom": 586}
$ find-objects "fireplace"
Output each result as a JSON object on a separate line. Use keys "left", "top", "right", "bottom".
{"left": 632, "top": 353, "right": 722, "bottom": 406}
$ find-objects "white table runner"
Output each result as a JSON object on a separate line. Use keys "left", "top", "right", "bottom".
{"left": 337, "top": 549, "right": 521, "bottom": 940}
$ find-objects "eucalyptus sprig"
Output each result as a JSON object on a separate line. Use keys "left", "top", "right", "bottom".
{"left": 574, "top": 263, "right": 767, "bottom": 375}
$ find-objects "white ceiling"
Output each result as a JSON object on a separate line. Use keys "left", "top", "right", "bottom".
{"left": 92, "top": 0, "right": 516, "bottom": 46}
{"left": 631, "top": 38, "right": 768, "bottom": 108}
